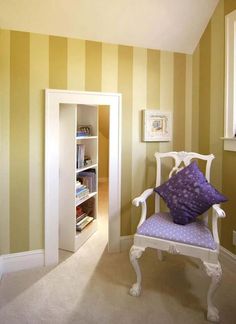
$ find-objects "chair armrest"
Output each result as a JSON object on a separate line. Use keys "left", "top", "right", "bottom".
{"left": 212, "top": 204, "right": 226, "bottom": 248}
{"left": 132, "top": 188, "right": 154, "bottom": 228}
{"left": 132, "top": 188, "right": 154, "bottom": 207}
{"left": 212, "top": 204, "right": 226, "bottom": 218}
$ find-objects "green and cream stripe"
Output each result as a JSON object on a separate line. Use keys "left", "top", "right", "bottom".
{"left": 0, "top": 29, "right": 194, "bottom": 252}
{"left": 67, "top": 39, "right": 85, "bottom": 91}
{"left": 131, "top": 47, "right": 147, "bottom": 233}
{"left": 101, "top": 43, "right": 118, "bottom": 92}
{"left": 10, "top": 31, "right": 30, "bottom": 252}
{"left": 0, "top": 30, "right": 10, "bottom": 254}
{"left": 29, "top": 34, "right": 49, "bottom": 250}
{"left": 192, "top": 0, "right": 236, "bottom": 253}
{"left": 222, "top": 0, "right": 236, "bottom": 254}
{"left": 185, "top": 54, "right": 193, "bottom": 152}
{"left": 118, "top": 45, "right": 133, "bottom": 236}
{"left": 3, "top": 23, "right": 230, "bottom": 253}
{"left": 160, "top": 51, "right": 174, "bottom": 154}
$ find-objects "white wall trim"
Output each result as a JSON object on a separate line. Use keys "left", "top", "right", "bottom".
{"left": 45, "top": 90, "right": 122, "bottom": 265}
{"left": 224, "top": 10, "right": 236, "bottom": 150}
{"left": 221, "top": 137, "right": 236, "bottom": 151}
{"left": 219, "top": 246, "right": 236, "bottom": 271}
{"left": 0, "top": 250, "right": 44, "bottom": 277}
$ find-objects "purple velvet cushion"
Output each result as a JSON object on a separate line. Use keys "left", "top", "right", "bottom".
{"left": 154, "top": 161, "right": 227, "bottom": 225}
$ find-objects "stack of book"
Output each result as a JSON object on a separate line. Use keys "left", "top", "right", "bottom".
{"left": 76, "top": 181, "right": 89, "bottom": 200}
{"left": 78, "top": 169, "right": 96, "bottom": 192}
{"left": 76, "top": 215, "right": 94, "bottom": 232}
{"left": 77, "top": 125, "right": 92, "bottom": 137}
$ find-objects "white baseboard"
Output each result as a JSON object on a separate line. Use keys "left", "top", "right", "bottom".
{"left": 0, "top": 249, "right": 44, "bottom": 277}
{"left": 219, "top": 246, "right": 236, "bottom": 271}
{"left": 120, "top": 235, "right": 133, "bottom": 251}
{"left": 0, "top": 244, "right": 234, "bottom": 277}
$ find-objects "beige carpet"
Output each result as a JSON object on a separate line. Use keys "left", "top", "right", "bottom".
{"left": 0, "top": 182, "right": 236, "bottom": 324}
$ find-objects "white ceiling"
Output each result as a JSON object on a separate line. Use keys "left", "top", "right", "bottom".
{"left": 0, "top": 0, "right": 219, "bottom": 54}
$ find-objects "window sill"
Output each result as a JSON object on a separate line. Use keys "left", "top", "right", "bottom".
{"left": 221, "top": 137, "right": 236, "bottom": 151}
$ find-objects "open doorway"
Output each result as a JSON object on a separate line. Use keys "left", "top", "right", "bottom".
{"left": 45, "top": 90, "right": 121, "bottom": 266}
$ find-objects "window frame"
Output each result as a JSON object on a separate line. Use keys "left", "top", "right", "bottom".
{"left": 223, "top": 10, "right": 236, "bottom": 151}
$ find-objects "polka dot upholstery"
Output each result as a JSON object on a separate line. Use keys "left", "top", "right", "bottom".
{"left": 137, "top": 212, "right": 216, "bottom": 250}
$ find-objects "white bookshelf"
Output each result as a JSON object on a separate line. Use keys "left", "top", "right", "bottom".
{"left": 76, "top": 192, "right": 97, "bottom": 206}
{"left": 59, "top": 104, "right": 98, "bottom": 252}
{"left": 76, "top": 136, "right": 98, "bottom": 140}
{"left": 76, "top": 163, "right": 98, "bottom": 174}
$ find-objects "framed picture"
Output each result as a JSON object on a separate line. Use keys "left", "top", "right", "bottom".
{"left": 77, "top": 125, "right": 92, "bottom": 137}
{"left": 143, "top": 110, "right": 172, "bottom": 142}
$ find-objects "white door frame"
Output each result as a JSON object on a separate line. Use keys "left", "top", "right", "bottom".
{"left": 45, "top": 89, "right": 122, "bottom": 265}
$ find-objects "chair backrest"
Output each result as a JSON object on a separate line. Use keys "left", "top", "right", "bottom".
{"left": 154, "top": 151, "right": 215, "bottom": 215}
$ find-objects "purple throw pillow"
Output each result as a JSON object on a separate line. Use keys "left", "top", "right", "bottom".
{"left": 154, "top": 161, "right": 227, "bottom": 225}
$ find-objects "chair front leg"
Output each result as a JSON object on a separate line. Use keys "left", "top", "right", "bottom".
{"left": 203, "top": 261, "right": 222, "bottom": 323}
{"left": 129, "top": 245, "right": 145, "bottom": 297}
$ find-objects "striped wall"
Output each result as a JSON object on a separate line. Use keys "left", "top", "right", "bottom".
{"left": 1, "top": 1, "right": 235, "bottom": 257}
{"left": 0, "top": 30, "right": 10, "bottom": 254}
{"left": 10, "top": 31, "right": 30, "bottom": 252}
{"left": 192, "top": 0, "right": 236, "bottom": 254}
{"left": 222, "top": 0, "right": 236, "bottom": 254}
{"left": 0, "top": 29, "right": 191, "bottom": 253}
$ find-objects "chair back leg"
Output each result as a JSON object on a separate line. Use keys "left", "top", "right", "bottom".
{"left": 203, "top": 261, "right": 222, "bottom": 323}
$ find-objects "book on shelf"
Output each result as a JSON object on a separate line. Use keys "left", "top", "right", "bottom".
{"left": 76, "top": 205, "right": 85, "bottom": 218}
{"left": 76, "top": 216, "right": 94, "bottom": 232}
{"left": 76, "top": 144, "right": 85, "bottom": 169}
{"left": 77, "top": 132, "right": 90, "bottom": 137}
{"left": 76, "top": 189, "right": 89, "bottom": 200}
{"left": 77, "top": 169, "right": 96, "bottom": 193}
{"left": 76, "top": 182, "right": 89, "bottom": 200}
{"left": 76, "top": 184, "right": 87, "bottom": 192}
{"left": 76, "top": 212, "right": 87, "bottom": 223}
{"left": 76, "top": 214, "right": 88, "bottom": 225}
{"left": 76, "top": 180, "right": 82, "bottom": 188}
{"left": 77, "top": 125, "right": 92, "bottom": 137}
{"left": 79, "top": 197, "right": 95, "bottom": 217}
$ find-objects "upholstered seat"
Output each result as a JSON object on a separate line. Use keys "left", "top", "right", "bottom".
{"left": 137, "top": 212, "right": 216, "bottom": 250}
{"left": 129, "top": 151, "right": 226, "bottom": 323}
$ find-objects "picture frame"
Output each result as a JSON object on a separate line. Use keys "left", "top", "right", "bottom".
{"left": 142, "top": 110, "right": 172, "bottom": 142}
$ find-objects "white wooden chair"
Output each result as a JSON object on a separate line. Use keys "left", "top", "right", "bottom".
{"left": 129, "top": 151, "right": 226, "bottom": 323}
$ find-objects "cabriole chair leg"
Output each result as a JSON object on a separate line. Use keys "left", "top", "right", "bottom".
{"left": 129, "top": 245, "right": 145, "bottom": 297}
{"left": 203, "top": 261, "right": 222, "bottom": 323}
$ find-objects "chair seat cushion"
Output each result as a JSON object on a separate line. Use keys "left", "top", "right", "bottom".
{"left": 137, "top": 212, "right": 216, "bottom": 250}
